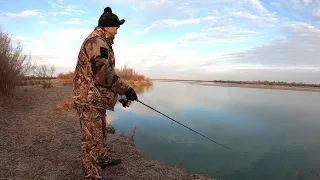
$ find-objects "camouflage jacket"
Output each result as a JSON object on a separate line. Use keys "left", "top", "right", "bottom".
{"left": 72, "top": 26, "right": 130, "bottom": 110}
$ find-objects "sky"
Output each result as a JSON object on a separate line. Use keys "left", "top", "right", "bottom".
{"left": 0, "top": 0, "right": 320, "bottom": 83}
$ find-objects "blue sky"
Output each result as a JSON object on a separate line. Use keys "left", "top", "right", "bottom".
{"left": 0, "top": 0, "right": 320, "bottom": 83}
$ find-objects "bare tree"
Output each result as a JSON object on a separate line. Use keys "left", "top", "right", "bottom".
{"left": 0, "top": 28, "right": 34, "bottom": 96}
{"left": 33, "top": 64, "right": 56, "bottom": 88}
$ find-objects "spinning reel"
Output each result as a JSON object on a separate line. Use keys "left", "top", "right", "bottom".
{"left": 119, "top": 98, "right": 132, "bottom": 108}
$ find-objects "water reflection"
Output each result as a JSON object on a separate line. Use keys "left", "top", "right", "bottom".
{"left": 133, "top": 84, "right": 153, "bottom": 94}
{"left": 108, "top": 81, "right": 320, "bottom": 180}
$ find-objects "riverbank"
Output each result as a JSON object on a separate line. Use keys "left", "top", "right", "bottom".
{"left": 154, "top": 79, "right": 320, "bottom": 92}
{"left": 0, "top": 85, "right": 214, "bottom": 180}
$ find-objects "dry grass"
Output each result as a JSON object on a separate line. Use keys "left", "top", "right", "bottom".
{"left": 57, "top": 72, "right": 74, "bottom": 86}
{"left": 56, "top": 98, "right": 73, "bottom": 111}
{"left": 115, "top": 65, "right": 145, "bottom": 81}
{"left": 127, "top": 79, "right": 153, "bottom": 87}
{"left": 20, "top": 76, "right": 57, "bottom": 88}
{"left": 129, "top": 125, "right": 137, "bottom": 143}
{"left": 116, "top": 65, "right": 153, "bottom": 87}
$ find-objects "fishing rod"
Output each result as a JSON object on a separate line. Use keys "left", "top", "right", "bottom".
{"left": 119, "top": 98, "right": 231, "bottom": 150}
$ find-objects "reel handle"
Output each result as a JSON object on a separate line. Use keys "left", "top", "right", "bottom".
{"left": 119, "top": 98, "right": 131, "bottom": 108}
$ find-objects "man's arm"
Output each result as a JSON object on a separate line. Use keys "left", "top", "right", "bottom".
{"left": 84, "top": 37, "right": 129, "bottom": 95}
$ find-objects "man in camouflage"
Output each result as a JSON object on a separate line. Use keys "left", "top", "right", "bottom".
{"left": 72, "top": 6, "right": 138, "bottom": 180}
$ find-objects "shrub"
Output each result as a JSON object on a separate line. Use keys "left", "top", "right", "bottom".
{"left": 56, "top": 98, "right": 74, "bottom": 111}
{"left": 115, "top": 65, "right": 153, "bottom": 86}
{"left": 0, "top": 28, "right": 34, "bottom": 96}
{"left": 57, "top": 71, "right": 74, "bottom": 86}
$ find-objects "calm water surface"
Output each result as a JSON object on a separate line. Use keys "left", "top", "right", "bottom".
{"left": 107, "top": 81, "right": 320, "bottom": 180}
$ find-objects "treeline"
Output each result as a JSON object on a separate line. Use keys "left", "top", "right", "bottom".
{"left": 215, "top": 80, "right": 320, "bottom": 88}
{"left": 155, "top": 79, "right": 320, "bottom": 88}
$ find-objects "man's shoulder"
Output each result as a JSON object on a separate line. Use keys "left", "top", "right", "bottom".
{"left": 83, "top": 31, "right": 106, "bottom": 46}
{"left": 82, "top": 34, "right": 98, "bottom": 44}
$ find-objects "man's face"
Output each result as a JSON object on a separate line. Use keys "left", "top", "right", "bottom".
{"left": 106, "top": 27, "right": 118, "bottom": 36}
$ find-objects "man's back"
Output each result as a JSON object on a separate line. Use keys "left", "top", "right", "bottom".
{"left": 72, "top": 27, "right": 119, "bottom": 110}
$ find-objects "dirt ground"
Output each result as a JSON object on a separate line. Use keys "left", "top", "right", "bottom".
{"left": 0, "top": 85, "right": 214, "bottom": 180}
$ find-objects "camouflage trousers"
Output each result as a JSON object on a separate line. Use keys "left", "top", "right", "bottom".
{"left": 75, "top": 105, "right": 112, "bottom": 180}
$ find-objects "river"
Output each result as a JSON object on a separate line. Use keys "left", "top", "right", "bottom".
{"left": 108, "top": 81, "right": 320, "bottom": 180}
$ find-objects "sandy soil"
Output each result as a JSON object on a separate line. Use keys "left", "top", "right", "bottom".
{"left": 0, "top": 85, "right": 214, "bottom": 180}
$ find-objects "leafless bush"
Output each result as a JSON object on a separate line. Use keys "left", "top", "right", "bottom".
{"left": 0, "top": 28, "right": 34, "bottom": 96}
{"left": 33, "top": 64, "right": 56, "bottom": 88}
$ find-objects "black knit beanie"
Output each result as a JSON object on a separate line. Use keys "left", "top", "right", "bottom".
{"left": 98, "top": 7, "right": 125, "bottom": 28}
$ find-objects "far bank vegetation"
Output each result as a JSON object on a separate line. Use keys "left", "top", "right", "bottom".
{"left": 156, "top": 79, "right": 320, "bottom": 88}
{"left": 115, "top": 65, "right": 153, "bottom": 87}
{"left": 56, "top": 65, "right": 153, "bottom": 87}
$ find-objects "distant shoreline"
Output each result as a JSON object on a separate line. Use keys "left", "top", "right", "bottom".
{"left": 153, "top": 79, "right": 320, "bottom": 92}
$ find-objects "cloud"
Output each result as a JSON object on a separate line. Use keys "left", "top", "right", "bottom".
{"left": 248, "top": 0, "right": 271, "bottom": 13}
{"left": 112, "top": 38, "right": 223, "bottom": 73}
{"left": 39, "top": 29, "right": 91, "bottom": 63}
{"left": 48, "top": 1, "right": 87, "bottom": 15}
{"left": 134, "top": 1, "right": 279, "bottom": 45}
{"left": 222, "top": 22, "right": 320, "bottom": 68}
{"left": 119, "top": 18, "right": 320, "bottom": 82}
{"left": 60, "top": 18, "right": 80, "bottom": 24}
{"left": 135, "top": 10, "right": 277, "bottom": 36}
{"left": 111, "top": 0, "right": 198, "bottom": 19}
{"left": 314, "top": 9, "right": 320, "bottom": 17}
{"left": 43, "top": 28, "right": 91, "bottom": 41}
{"left": 0, "top": 10, "right": 41, "bottom": 18}
{"left": 40, "top": 21, "right": 48, "bottom": 24}
{"left": 119, "top": 0, "right": 276, "bottom": 21}
{"left": 303, "top": 0, "right": 312, "bottom": 6}
{"left": 135, "top": 17, "right": 204, "bottom": 34}
{"left": 10, "top": 28, "right": 91, "bottom": 71}
{"left": 59, "top": 18, "right": 91, "bottom": 24}
{"left": 11, "top": 35, "right": 42, "bottom": 45}
{"left": 229, "top": 11, "right": 278, "bottom": 22}
{"left": 49, "top": 11, "right": 72, "bottom": 16}
{"left": 174, "top": 13, "right": 276, "bottom": 44}
{"left": 38, "top": 15, "right": 48, "bottom": 25}
{"left": 4, "top": 0, "right": 320, "bottom": 84}
{"left": 179, "top": 27, "right": 264, "bottom": 44}
{"left": 95, "top": 0, "right": 133, "bottom": 4}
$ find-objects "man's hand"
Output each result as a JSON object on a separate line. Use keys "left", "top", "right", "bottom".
{"left": 123, "top": 87, "right": 138, "bottom": 101}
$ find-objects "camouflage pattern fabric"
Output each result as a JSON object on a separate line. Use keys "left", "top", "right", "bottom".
{"left": 72, "top": 26, "right": 130, "bottom": 179}
{"left": 73, "top": 26, "right": 130, "bottom": 111}
{"left": 75, "top": 105, "right": 112, "bottom": 180}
